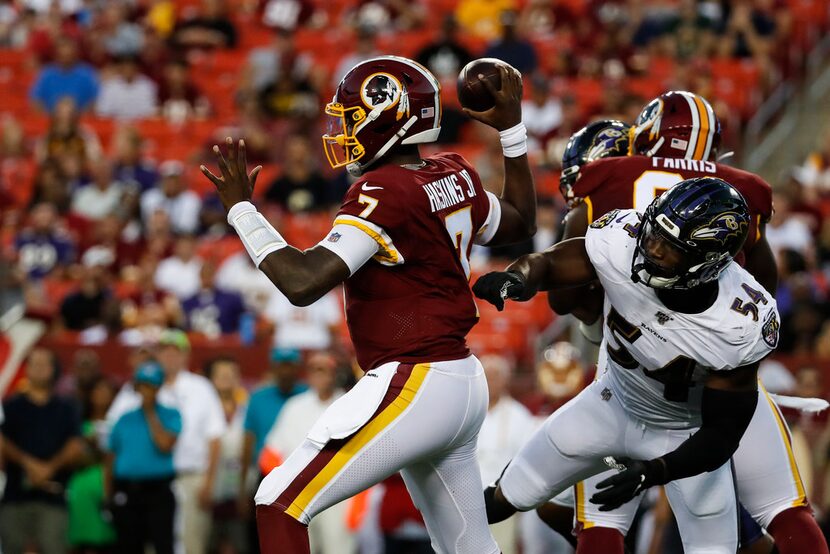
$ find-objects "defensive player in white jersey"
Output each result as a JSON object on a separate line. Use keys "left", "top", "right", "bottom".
{"left": 473, "top": 177, "right": 779, "bottom": 553}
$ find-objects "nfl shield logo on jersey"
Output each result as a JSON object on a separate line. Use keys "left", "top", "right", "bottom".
{"left": 328, "top": 232, "right": 342, "bottom": 243}
{"left": 762, "top": 310, "right": 780, "bottom": 348}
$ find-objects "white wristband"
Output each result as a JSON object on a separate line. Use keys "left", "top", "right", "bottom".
{"left": 227, "top": 201, "right": 288, "bottom": 267}
{"left": 499, "top": 123, "right": 528, "bottom": 158}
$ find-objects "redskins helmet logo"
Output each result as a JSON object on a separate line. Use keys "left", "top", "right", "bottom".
{"left": 689, "top": 212, "right": 747, "bottom": 244}
{"left": 361, "top": 73, "right": 403, "bottom": 111}
{"left": 635, "top": 98, "right": 664, "bottom": 142}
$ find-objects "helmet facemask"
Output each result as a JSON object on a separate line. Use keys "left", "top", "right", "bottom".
{"left": 321, "top": 102, "right": 367, "bottom": 170}
{"left": 631, "top": 208, "right": 731, "bottom": 290}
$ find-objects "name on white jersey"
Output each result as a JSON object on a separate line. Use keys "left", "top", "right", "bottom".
{"left": 652, "top": 157, "right": 716, "bottom": 173}
{"left": 423, "top": 170, "right": 477, "bottom": 213}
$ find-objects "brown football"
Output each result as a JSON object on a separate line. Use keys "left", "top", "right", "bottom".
{"left": 457, "top": 58, "right": 504, "bottom": 112}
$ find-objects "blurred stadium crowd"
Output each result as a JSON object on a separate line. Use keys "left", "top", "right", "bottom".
{"left": 1, "top": 0, "right": 830, "bottom": 553}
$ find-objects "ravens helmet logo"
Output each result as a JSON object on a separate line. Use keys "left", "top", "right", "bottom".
{"left": 689, "top": 212, "right": 748, "bottom": 244}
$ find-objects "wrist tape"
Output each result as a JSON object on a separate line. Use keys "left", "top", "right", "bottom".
{"left": 227, "top": 201, "right": 288, "bottom": 267}
{"left": 499, "top": 123, "right": 528, "bottom": 158}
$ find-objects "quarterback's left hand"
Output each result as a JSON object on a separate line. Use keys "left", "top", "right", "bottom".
{"left": 590, "top": 457, "right": 665, "bottom": 512}
{"left": 201, "top": 137, "right": 263, "bottom": 212}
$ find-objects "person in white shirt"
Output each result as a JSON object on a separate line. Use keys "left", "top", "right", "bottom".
{"left": 154, "top": 235, "right": 203, "bottom": 300}
{"left": 95, "top": 55, "right": 158, "bottom": 120}
{"left": 521, "top": 75, "right": 563, "bottom": 155}
{"left": 140, "top": 160, "right": 202, "bottom": 235}
{"left": 262, "top": 288, "right": 342, "bottom": 351}
{"left": 71, "top": 158, "right": 128, "bottom": 221}
{"left": 107, "top": 330, "right": 226, "bottom": 554}
{"left": 215, "top": 252, "right": 275, "bottom": 313}
{"left": 262, "top": 352, "right": 354, "bottom": 554}
{"left": 476, "top": 354, "right": 536, "bottom": 554}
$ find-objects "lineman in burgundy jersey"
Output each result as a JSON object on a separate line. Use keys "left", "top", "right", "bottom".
{"left": 202, "top": 56, "right": 536, "bottom": 554}
{"left": 572, "top": 155, "right": 772, "bottom": 258}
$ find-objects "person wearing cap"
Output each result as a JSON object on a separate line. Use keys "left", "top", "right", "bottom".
{"left": 104, "top": 361, "right": 180, "bottom": 554}
{"left": 106, "top": 330, "right": 226, "bottom": 554}
{"left": 140, "top": 159, "right": 202, "bottom": 235}
{"left": 238, "top": 348, "right": 307, "bottom": 521}
{"left": 0, "top": 346, "right": 84, "bottom": 554}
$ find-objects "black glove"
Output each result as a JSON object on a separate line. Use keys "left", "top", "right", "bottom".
{"left": 472, "top": 271, "right": 526, "bottom": 311}
{"left": 589, "top": 456, "right": 666, "bottom": 512}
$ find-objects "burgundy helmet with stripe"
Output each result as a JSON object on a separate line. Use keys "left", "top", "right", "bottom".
{"left": 322, "top": 55, "right": 442, "bottom": 176}
{"left": 629, "top": 91, "right": 721, "bottom": 161}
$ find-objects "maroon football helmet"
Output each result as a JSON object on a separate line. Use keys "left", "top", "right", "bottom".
{"left": 322, "top": 55, "right": 442, "bottom": 176}
{"left": 629, "top": 91, "right": 721, "bottom": 161}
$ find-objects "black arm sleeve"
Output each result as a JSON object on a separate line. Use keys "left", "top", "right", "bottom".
{"left": 652, "top": 386, "right": 758, "bottom": 484}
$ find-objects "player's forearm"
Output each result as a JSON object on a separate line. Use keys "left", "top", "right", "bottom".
{"left": 507, "top": 238, "right": 597, "bottom": 296}
{"left": 654, "top": 386, "right": 757, "bottom": 482}
{"left": 500, "top": 154, "right": 537, "bottom": 239}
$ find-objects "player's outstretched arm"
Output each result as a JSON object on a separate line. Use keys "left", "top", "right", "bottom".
{"left": 472, "top": 238, "right": 597, "bottom": 310}
{"left": 202, "top": 138, "right": 350, "bottom": 307}
{"left": 590, "top": 363, "right": 759, "bottom": 511}
{"left": 463, "top": 65, "right": 536, "bottom": 245}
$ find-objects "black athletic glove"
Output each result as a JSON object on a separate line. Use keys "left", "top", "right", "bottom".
{"left": 589, "top": 456, "right": 667, "bottom": 512}
{"left": 472, "top": 271, "right": 526, "bottom": 311}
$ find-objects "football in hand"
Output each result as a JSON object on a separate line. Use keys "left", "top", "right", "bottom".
{"left": 457, "top": 58, "right": 506, "bottom": 112}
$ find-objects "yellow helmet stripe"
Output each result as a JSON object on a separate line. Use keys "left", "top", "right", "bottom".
{"left": 692, "top": 95, "right": 710, "bottom": 161}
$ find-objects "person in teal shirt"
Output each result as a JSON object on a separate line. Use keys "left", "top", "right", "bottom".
{"left": 105, "top": 362, "right": 180, "bottom": 554}
{"left": 238, "top": 349, "right": 307, "bottom": 515}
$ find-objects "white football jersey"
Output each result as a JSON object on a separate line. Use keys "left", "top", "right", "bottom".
{"left": 585, "top": 209, "right": 779, "bottom": 429}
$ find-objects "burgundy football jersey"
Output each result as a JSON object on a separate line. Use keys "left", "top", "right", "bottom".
{"left": 573, "top": 156, "right": 773, "bottom": 255}
{"left": 334, "top": 153, "right": 494, "bottom": 371}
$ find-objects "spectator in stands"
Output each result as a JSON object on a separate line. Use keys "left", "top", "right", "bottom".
{"left": 331, "top": 25, "right": 380, "bottom": 88}
{"left": 59, "top": 250, "right": 116, "bottom": 331}
{"left": 476, "top": 354, "right": 535, "bottom": 554}
{"left": 157, "top": 59, "right": 210, "bottom": 123}
{"left": 105, "top": 361, "right": 180, "bottom": 554}
{"left": 71, "top": 158, "right": 130, "bottom": 222}
{"left": 243, "top": 28, "right": 315, "bottom": 94}
{"left": 107, "top": 330, "right": 226, "bottom": 554}
{"left": 239, "top": 348, "right": 307, "bottom": 520}
{"left": 261, "top": 0, "right": 320, "bottom": 31}
{"left": 0, "top": 346, "right": 84, "bottom": 554}
{"left": 263, "top": 286, "right": 342, "bottom": 351}
{"left": 29, "top": 159, "right": 72, "bottom": 213}
{"left": 171, "top": 0, "right": 238, "bottom": 51}
{"left": 206, "top": 95, "right": 275, "bottom": 165}
{"left": 718, "top": 0, "right": 778, "bottom": 60}
{"left": 182, "top": 260, "right": 246, "bottom": 338}
{"left": 141, "top": 210, "right": 175, "bottom": 264}
{"left": 484, "top": 10, "right": 538, "bottom": 75}
{"left": 56, "top": 348, "right": 102, "bottom": 399}
{"left": 346, "top": 0, "right": 425, "bottom": 32}
{"left": 67, "top": 376, "right": 117, "bottom": 554}
{"left": 97, "top": 2, "right": 145, "bottom": 58}
{"left": 533, "top": 196, "right": 560, "bottom": 253}
{"left": 767, "top": 191, "right": 815, "bottom": 261}
{"left": 799, "top": 130, "right": 830, "bottom": 192}
{"left": 95, "top": 55, "right": 159, "bottom": 121}
{"left": 154, "top": 234, "right": 203, "bottom": 300}
{"left": 216, "top": 251, "right": 277, "bottom": 313}
{"left": 257, "top": 57, "right": 318, "bottom": 121}
{"left": 456, "top": 0, "right": 517, "bottom": 41}
{"left": 121, "top": 258, "right": 183, "bottom": 332}
{"left": 264, "top": 135, "right": 331, "bottom": 212}
{"left": 140, "top": 160, "right": 202, "bottom": 235}
{"left": 112, "top": 125, "right": 159, "bottom": 194}
{"left": 82, "top": 215, "right": 142, "bottom": 274}
{"left": 414, "top": 15, "right": 472, "bottom": 142}
{"left": 261, "top": 351, "right": 353, "bottom": 553}
{"left": 14, "top": 202, "right": 76, "bottom": 280}
{"left": 35, "top": 97, "right": 102, "bottom": 164}
{"left": 521, "top": 74, "right": 563, "bottom": 155}
{"left": 30, "top": 37, "right": 99, "bottom": 114}
{"left": 205, "top": 357, "right": 249, "bottom": 554}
